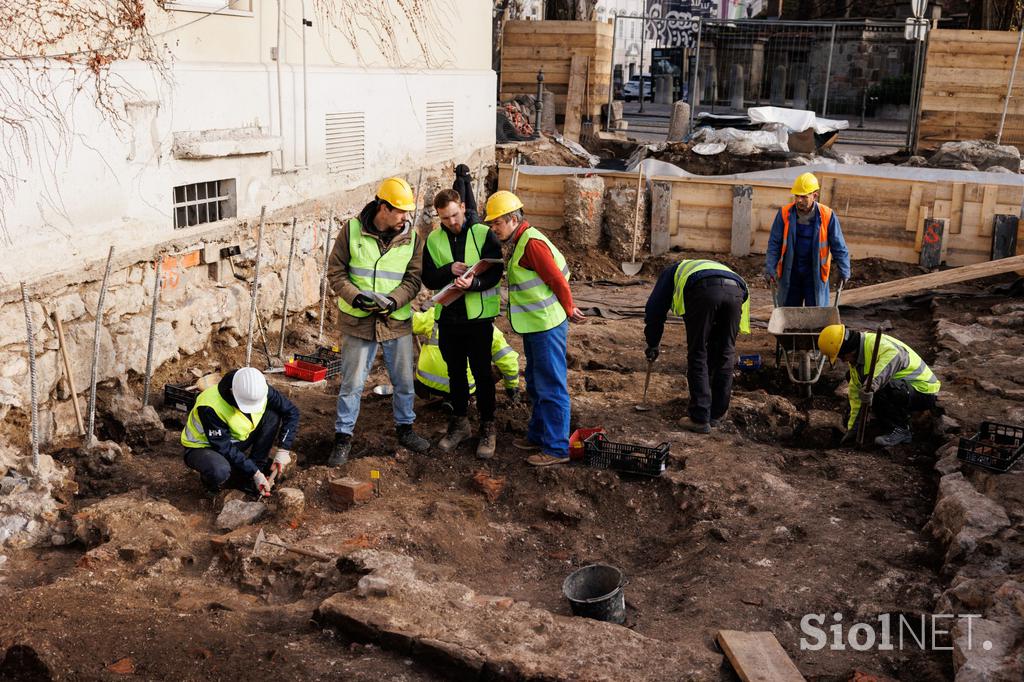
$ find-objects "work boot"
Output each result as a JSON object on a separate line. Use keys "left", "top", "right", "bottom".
{"left": 328, "top": 433, "right": 351, "bottom": 467}
{"left": 476, "top": 421, "right": 496, "bottom": 460}
{"left": 438, "top": 416, "right": 472, "bottom": 452}
{"left": 396, "top": 424, "right": 431, "bottom": 453}
{"left": 680, "top": 416, "right": 711, "bottom": 434}
{"left": 875, "top": 426, "right": 912, "bottom": 447}
{"left": 512, "top": 437, "right": 541, "bottom": 451}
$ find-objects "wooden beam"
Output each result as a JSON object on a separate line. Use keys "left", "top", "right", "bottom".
{"left": 563, "top": 54, "right": 587, "bottom": 143}
{"left": 717, "top": 630, "right": 805, "bottom": 682}
{"left": 751, "top": 254, "right": 1024, "bottom": 319}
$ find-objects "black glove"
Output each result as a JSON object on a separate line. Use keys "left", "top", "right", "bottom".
{"left": 378, "top": 297, "right": 398, "bottom": 315}
{"left": 645, "top": 346, "right": 660, "bottom": 362}
{"left": 454, "top": 164, "right": 471, "bottom": 178}
{"left": 505, "top": 387, "right": 520, "bottom": 403}
{"left": 353, "top": 294, "right": 379, "bottom": 312}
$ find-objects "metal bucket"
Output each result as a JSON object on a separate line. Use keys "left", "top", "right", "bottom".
{"left": 562, "top": 563, "right": 626, "bottom": 624}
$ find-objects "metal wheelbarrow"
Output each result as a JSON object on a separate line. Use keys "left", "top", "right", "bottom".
{"left": 767, "top": 282, "right": 843, "bottom": 397}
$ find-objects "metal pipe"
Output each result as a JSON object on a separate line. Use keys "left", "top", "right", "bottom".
{"left": 689, "top": 17, "right": 703, "bottom": 132}
{"left": 638, "top": 14, "right": 646, "bottom": 113}
{"left": 141, "top": 254, "right": 162, "bottom": 407}
{"left": 905, "top": 34, "right": 924, "bottom": 149}
{"left": 245, "top": 206, "right": 267, "bottom": 367}
{"left": 998, "top": 29, "right": 1024, "bottom": 145}
{"left": 302, "top": 0, "right": 310, "bottom": 167}
{"left": 909, "top": 27, "right": 931, "bottom": 154}
{"left": 822, "top": 23, "right": 837, "bottom": 117}
{"left": 606, "top": 13, "right": 618, "bottom": 131}
{"left": 21, "top": 283, "right": 39, "bottom": 472}
{"left": 276, "top": 0, "right": 286, "bottom": 171}
{"left": 87, "top": 245, "right": 115, "bottom": 447}
{"left": 278, "top": 217, "right": 298, "bottom": 359}
{"left": 318, "top": 210, "right": 334, "bottom": 344}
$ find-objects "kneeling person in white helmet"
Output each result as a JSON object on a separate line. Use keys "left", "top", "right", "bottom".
{"left": 818, "top": 324, "right": 940, "bottom": 447}
{"left": 181, "top": 367, "right": 300, "bottom": 496}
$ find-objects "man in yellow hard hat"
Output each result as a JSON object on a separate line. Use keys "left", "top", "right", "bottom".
{"left": 818, "top": 324, "right": 940, "bottom": 447}
{"left": 485, "top": 190, "right": 585, "bottom": 467}
{"left": 326, "top": 177, "right": 431, "bottom": 465}
{"left": 765, "top": 172, "right": 850, "bottom": 307}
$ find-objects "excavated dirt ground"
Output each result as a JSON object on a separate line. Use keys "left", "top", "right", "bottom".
{"left": 2, "top": 246, "right": 1020, "bottom": 681}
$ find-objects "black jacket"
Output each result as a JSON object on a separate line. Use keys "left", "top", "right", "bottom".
{"left": 193, "top": 370, "right": 300, "bottom": 477}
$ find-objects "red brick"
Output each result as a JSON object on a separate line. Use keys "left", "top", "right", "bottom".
{"left": 329, "top": 477, "right": 374, "bottom": 506}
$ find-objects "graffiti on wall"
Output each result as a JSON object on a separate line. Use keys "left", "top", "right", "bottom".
{"left": 643, "top": 0, "right": 717, "bottom": 47}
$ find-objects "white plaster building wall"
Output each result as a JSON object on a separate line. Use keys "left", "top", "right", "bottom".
{"left": 0, "top": 1, "right": 495, "bottom": 288}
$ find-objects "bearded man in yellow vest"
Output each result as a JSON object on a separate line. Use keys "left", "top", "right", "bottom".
{"left": 818, "top": 324, "right": 940, "bottom": 447}
{"left": 485, "top": 190, "right": 586, "bottom": 467}
{"left": 765, "top": 172, "right": 851, "bottom": 307}
{"left": 644, "top": 259, "right": 751, "bottom": 433}
{"left": 326, "top": 177, "right": 431, "bottom": 466}
{"left": 181, "top": 367, "right": 300, "bottom": 496}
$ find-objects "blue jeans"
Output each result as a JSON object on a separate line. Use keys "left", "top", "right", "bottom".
{"left": 335, "top": 334, "right": 416, "bottom": 435}
{"left": 522, "top": 320, "right": 570, "bottom": 458}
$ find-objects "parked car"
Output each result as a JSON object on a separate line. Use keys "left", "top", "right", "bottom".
{"left": 621, "top": 76, "right": 653, "bottom": 102}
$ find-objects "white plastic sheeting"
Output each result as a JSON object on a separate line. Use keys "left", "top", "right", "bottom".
{"left": 748, "top": 106, "right": 850, "bottom": 134}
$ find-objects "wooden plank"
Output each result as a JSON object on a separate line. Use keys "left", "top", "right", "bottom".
{"left": 979, "top": 185, "right": 998, "bottom": 237}
{"left": 950, "top": 183, "right": 965, "bottom": 235}
{"left": 992, "top": 214, "right": 1019, "bottom": 259}
{"left": 731, "top": 185, "right": 753, "bottom": 257}
{"left": 502, "top": 45, "right": 612, "bottom": 61}
{"left": 650, "top": 181, "right": 672, "bottom": 256}
{"left": 905, "top": 184, "right": 923, "bottom": 234}
{"left": 930, "top": 29, "right": 1023, "bottom": 44}
{"left": 504, "top": 20, "right": 614, "bottom": 36}
{"left": 563, "top": 54, "right": 587, "bottom": 142}
{"left": 752, "top": 254, "right": 1024, "bottom": 319}
{"left": 717, "top": 630, "right": 805, "bottom": 682}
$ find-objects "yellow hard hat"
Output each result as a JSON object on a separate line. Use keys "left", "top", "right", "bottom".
{"left": 818, "top": 324, "right": 846, "bottom": 364}
{"left": 484, "top": 190, "right": 525, "bottom": 222}
{"left": 376, "top": 177, "right": 416, "bottom": 212}
{"left": 791, "top": 172, "right": 821, "bottom": 196}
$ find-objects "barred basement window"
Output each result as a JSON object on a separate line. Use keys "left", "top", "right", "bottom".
{"left": 172, "top": 179, "right": 237, "bottom": 229}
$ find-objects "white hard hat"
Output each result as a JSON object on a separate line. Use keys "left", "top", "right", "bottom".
{"left": 232, "top": 367, "right": 268, "bottom": 413}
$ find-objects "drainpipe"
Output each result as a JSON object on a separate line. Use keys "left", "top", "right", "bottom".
{"left": 276, "top": 0, "right": 286, "bottom": 171}
{"left": 302, "top": 0, "right": 311, "bottom": 168}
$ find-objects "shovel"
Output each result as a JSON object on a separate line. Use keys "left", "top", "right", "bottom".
{"left": 252, "top": 528, "right": 333, "bottom": 561}
{"left": 621, "top": 164, "right": 645, "bottom": 276}
{"left": 634, "top": 359, "right": 654, "bottom": 412}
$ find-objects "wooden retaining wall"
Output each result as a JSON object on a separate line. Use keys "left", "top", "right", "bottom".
{"left": 498, "top": 164, "right": 1024, "bottom": 267}
{"left": 918, "top": 29, "right": 1024, "bottom": 151}
{"left": 499, "top": 20, "right": 612, "bottom": 121}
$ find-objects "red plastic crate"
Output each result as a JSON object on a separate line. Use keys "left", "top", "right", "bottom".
{"left": 569, "top": 427, "right": 605, "bottom": 461}
{"left": 284, "top": 359, "right": 327, "bottom": 382}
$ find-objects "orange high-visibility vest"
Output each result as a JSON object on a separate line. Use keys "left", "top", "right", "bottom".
{"left": 777, "top": 202, "right": 834, "bottom": 284}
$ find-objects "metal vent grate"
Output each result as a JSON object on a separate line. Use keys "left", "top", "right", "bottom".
{"left": 325, "top": 112, "right": 365, "bottom": 174}
{"left": 425, "top": 101, "right": 454, "bottom": 158}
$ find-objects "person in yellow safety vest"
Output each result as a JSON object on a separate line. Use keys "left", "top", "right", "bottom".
{"left": 411, "top": 310, "right": 521, "bottom": 404}
{"left": 644, "top": 259, "right": 751, "bottom": 434}
{"left": 181, "top": 367, "right": 301, "bottom": 497}
{"left": 764, "top": 172, "right": 851, "bottom": 307}
{"left": 818, "top": 324, "right": 941, "bottom": 447}
{"left": 326, "top": 177, "right": 431, "bottom": 466}
{"left": 485, "top": 190, "right": 586, "bottom": 467}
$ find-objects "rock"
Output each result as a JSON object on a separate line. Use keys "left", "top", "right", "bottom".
{"left": 0, "top": 441, "right": 19, "bottom": 479}
{"left": 901, "top": 155, "right": 928, "bottom": 167}
{"left": 936, "top": 320, "right": 998, "bottom": 349}
{"left": 929, "top": 473, "right": 1010, "bottom": 564}
{"left": 274, "top": 487, "right": 305, "bottom": 524}
{"left": 110, "top": 315, "right": 177, "bottom": 375}
{"left": 88, "top": 440, "right": 128, "bottom": 465}
{"left": 108, "top": 391, "right": 165, "bottom": 445}
{"left": 356, "top": 574, "right": 392, "bottom": 597}
{"left": 470, "top": 471, "right": 506, "bottom": 503}
{"left": 0, "top": 300, "right": 46, "bottom": 348}
{"left": 928, "top": 140, "right": 1021, "bottom": 173}
{"left": 216, "top": 499, "right": 266, "bottom": 530}
{"left": 603, "top": 184, "right": 648, "bottom": 264}
{"left": 544, "top": 493, "right": 594, "bottom": 523}
{"left": 0, "top": 454, "right": 76, "bottom": 548}
{"left": 61, "top": 321, "right": 116, "bottom": 390}
{"left": 83, "top": 283, "right": 147, "bottom": 321}
{"left": 939, "top": 414, "right": 962, "bottom": 434}
{"left": 952, "top": 616, "right": 1023, "bottom": 680}
{"left": 563, "top": 175, "right": 605, "bottom": 249}
{"left": 73, "top": 493, "right": 191, "bottom": 566}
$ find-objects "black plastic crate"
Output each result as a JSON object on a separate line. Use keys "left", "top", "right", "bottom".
{"left": 163, "top": 383, "right": 199, "bottom": 413}
{"left": 294, "top": 346, "right": 344, "bottom": 378}
{"left": 957, "top": 421, "right": 1024, "bottom": 473}
{"left": 583, "top": 433, "right": 669, "bottom": 477}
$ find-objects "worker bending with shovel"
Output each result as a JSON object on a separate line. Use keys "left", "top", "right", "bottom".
{"left": 644, "top": 259, "right": 750, "bottom": 434}
{"left": 181, "top": 367, "right": 300, "bottom": 497}
{"left": 818, "top": 324, "right": 941, "bottom": 447}
{"left": 764, "top": 172, "right": 851, "bottom": 306}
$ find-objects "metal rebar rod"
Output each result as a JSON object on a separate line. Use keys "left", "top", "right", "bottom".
{"left": 87, "top": 245, "right": 115, "bottom": 447}
{"left": 317, "top": 210, "right": 334, "bottom": 344}
{"left": 278, "top": 217, "right": 298, "bottom": 359}
{"left": 141, "top": 254, "right": 162, "bottom": 407}
{"left": 21, "top": 283, "right": 39, "bottom": 472}
{"left": 245, "top": 206, "right": 267, "bottom": 367}
{"left": 410, "top": 168, "right": 424, "bottom": 230}
{"left": 997, "top": 28, "right": 1024, "bottom": 145}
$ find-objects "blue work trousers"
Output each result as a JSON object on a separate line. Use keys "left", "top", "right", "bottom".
{"left": 522, "top": 320, "right": 570, "bottom": 458}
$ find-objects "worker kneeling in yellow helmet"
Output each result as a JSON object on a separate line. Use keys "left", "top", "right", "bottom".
{"left": 765, "top": 172, "right": 851, "bottom": 307}
{"left": 818, "top": 324, "right": 940, "bottom": 447}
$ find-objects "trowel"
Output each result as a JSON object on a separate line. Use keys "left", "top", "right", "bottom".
{"left": 621, "top": 164, "right": 645, "bottom": 277}
{"left": 634, "top": 360, "right": 654, "bottom": 412}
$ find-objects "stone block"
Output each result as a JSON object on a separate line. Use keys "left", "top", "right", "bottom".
{"left": 329, "top": 478, "right": 374, "bottom": 506}
{"left": 563, "top": 175, "right": 605, "bottom": 249}
{"left": 216, "top": 499, "right": 267, "bottom": 531}
{"left": 0, "top": 301, "right": 46, "bottom": 348}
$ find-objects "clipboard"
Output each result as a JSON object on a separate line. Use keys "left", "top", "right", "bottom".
{"left": 430, "top": 258, "right": 503, "bottom": 307}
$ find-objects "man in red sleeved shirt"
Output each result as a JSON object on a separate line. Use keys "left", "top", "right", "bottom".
{"left": 485, "top": 191, "right": 584, "bottom": 466}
